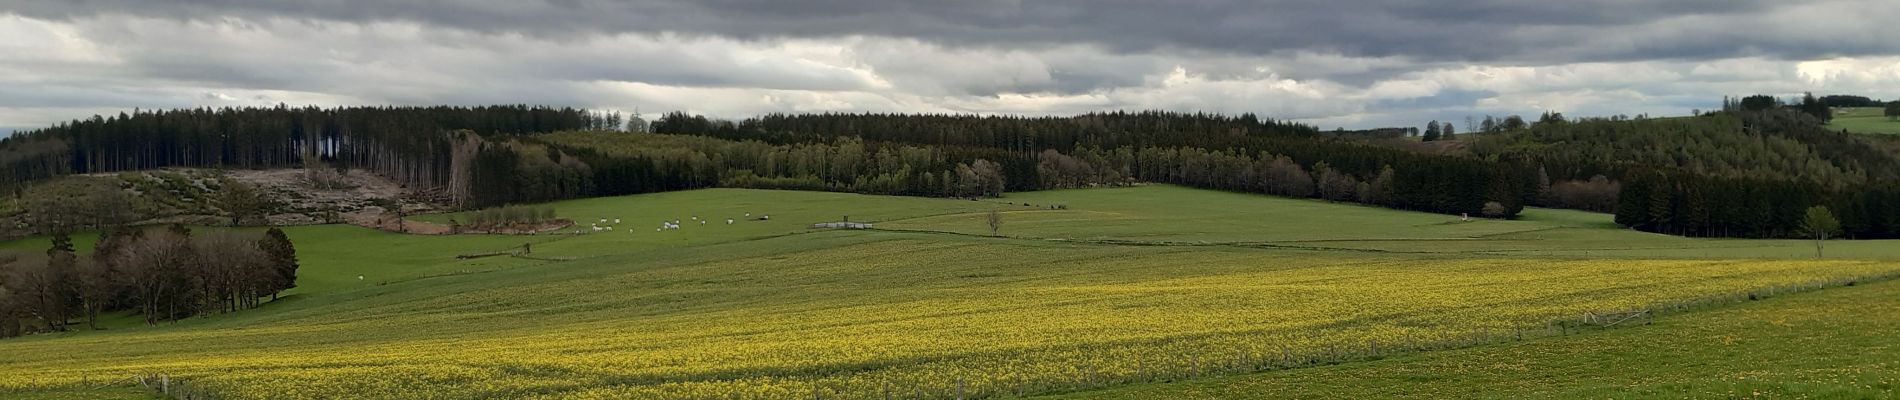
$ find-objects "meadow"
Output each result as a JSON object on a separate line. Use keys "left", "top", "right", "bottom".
{"left": 3, "top": 186, "right": 1898, "bottom": 399}
{"left": 1055, "top": 276, "right": 1900, "bottom": 399}
{"left": 1828, "top": 107, "right": 1900, "bottom": 135}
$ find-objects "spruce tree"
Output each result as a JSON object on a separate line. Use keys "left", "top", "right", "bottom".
{"left": 259, "top": 227, "right": 298, "bottom": 300}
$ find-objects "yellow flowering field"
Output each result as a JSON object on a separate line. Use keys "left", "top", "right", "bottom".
{"left": 2, "top": 235, "right": 1895, "bottom": 399}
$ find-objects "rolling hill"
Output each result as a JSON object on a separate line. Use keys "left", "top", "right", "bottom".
{"left": 4, "top": 186, "right": 1900, "bottom": 398}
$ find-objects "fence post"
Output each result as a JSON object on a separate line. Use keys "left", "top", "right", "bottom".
{"left": 957, "top": 377, "right": 965, "bottom": 400}
{"left": 162, "top": 374, "right": 170, "bottom": 395}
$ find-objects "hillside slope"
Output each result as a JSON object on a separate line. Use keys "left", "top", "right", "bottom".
{"left": 3, "top": 186, "right": 1899, "bottom": 398}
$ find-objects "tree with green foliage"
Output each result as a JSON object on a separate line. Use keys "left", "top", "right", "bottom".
{"left": 1886, "top": 102, "right": 1899, "bottom": 121}
{"left": 1739, "top": 95, "right": 1779, "bottom": 111}
{"left": 1500, "top": 115, "right": 1527, "bottom": 131}
{"left": 259, "top": 227, "right": 298, "bottom": 301}
{"left": 1440, "top": 122, "right": 1457, "bottom": 140}
{"left": 1422, "top": 121, "right": 1441, "bottom": 142}
{"left": 1801, "top": 206, "right": 1841, "bottom": 258}
{"left": 1800, "top": 92, "right": 1832, "bottom": 123}
{"left": 1819, "top": 94, "right": 1879, "bottom": 108}
{"left": 217, "top": 178, "right": 274, "bottom": 226}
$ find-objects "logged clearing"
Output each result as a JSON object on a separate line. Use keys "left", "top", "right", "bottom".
{"left": 2, "top": 186, "right": 1899, "bottom": 399}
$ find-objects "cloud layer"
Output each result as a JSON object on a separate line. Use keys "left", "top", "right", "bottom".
{"left": 4, "top": 1, "right": 1900, "bottom": 134}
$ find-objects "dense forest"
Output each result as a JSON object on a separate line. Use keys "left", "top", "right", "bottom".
{"left": 1470, "top": 106, "right": 1900, "bottom": 238}
{"left": 637, "top": 111, "right": 1535, "bottom": 217}
{"left": 0, "top": 105, "right": 619, "bottom": 204}
{"left": 0, "top": 226, "right": 298, "bottom": 337}
{"left": 7, "top": 101, "right": 1900, "bottom": 239}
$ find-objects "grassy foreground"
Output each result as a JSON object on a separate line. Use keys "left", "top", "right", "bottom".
{"left": 1, "top": 186, "right": 1897, "bottom": 399}
{"left": 1050, "top": 277, "right": 1900, "bottom": 399}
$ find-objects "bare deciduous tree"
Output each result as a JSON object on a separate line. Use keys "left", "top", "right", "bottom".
{"left": 987, "top": 210, "right": 1002, "bottom": 237}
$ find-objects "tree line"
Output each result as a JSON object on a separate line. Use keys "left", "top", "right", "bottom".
{"left": 574, "top": 110, "right": 1540, "bottom": 218}
{"left": 10, "top": 102, "right": 1895, "bottom": 239}
{"left": 0, "top": 226, "right": 298, "bottom": 337}
{"left": 0, "top": 105, "right": 613, "bottom": 203}
{"left": 1615, "top": 169, "right": 1900, "bottom": 238}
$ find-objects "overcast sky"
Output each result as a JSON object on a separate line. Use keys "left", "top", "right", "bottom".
{"left": 4, "top": 0, "right": 1899, "bottom": 134}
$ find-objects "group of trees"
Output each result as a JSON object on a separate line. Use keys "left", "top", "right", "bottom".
{"left": 1476, "top": 103, "right": 1900, "bottom": 239}
{"left": 1422, "top": 120, "right": 1456, "bottom": 141}
{"left": 9, "top": 99, "right": 1898, "bottom": 240}
{"left": 533, "top": 131, "right": 1022, "bottom": 200}
{"left": 643, "top": 112, "right": 1534, "bottom": 217}
{"left": 549, "top": 112, "right": 1538, "bottom": 217}
{"left": 1819, "top": 95, "right": 1884, "bottom": 108}
{"left": 1472, "top": 109, "right": 1900, "bottom": 189}
{"left": 14, "top": 177, "right": 138, "bottom": 234}
{"left": 1720, "top": 93, "right": 1838, "bottom": 123}
{"left": 1415, "top": 115, "right": 1533, "bottom": 141}
{"left": 0, "top": 105, "right": 611, "bottom": 204}
{"left": 657, "top": 111, "right": 1323, "bottom": 154}
{"left": 8, "top": 107, "right": 1539, "bottom": 225}
{"left": 1614, "top": 169, "right": 1900, "bottom": 239}
{"left": 0, "top": 227, "right": 297, "bottom": 337}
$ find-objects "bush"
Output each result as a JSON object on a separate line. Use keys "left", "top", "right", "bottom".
{"left": 1481, "top": 201, "right": 1509, "bottom": 218}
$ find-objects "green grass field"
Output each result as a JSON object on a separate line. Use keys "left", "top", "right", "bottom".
{"left": 1051, "top": 277, "right": 1900, "bottom": 399}
{"left": 3, "top": 185, "right": 1898, "bottom": 398}
{"left": 1828, "top": 107, "right": 1900, "bottom": 135}
{"left": 891, "top": 186, "right": 1900, "bottom": 259}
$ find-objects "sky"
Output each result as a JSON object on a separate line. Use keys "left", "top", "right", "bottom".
{"left": 3, "top": 0, "right": 1899, "bottom": 135}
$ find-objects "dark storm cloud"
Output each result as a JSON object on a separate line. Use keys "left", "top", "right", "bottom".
{"left": 7, "top": 0, "right": 1871, "bottom": 64}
